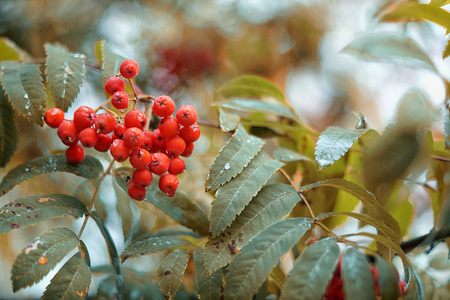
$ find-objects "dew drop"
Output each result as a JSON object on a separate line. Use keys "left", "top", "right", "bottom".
{"left": 24, "top": 101, "right": 31, "bottom": 109}
{"left": 23, "top": 93, "right": 29, "bottom": 99}
{"left": 119, "top": 109, "right": 127, "bottom": 114}
{"left": 11, "top": 224, "right": 20, "bottom": 229}
{"left": 224, "top": 163, "right": 230, "bottom": 170}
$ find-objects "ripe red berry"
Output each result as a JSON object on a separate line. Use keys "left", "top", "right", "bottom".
{"left": 130, "top": 148, "right": 152, "bottom": 170}
{"left": 120, "top": 59, "right": 140, "bottom": 79}
{"left": 110, "top": 139, "right": 132, "bottom": 162}
{"left": 169, "top": 157, "right": 185, "bottom": 175}
{"left": 150, "top": 129, "right": 165, "bottom": 151}
{"left": 95, "top": 113, "right": 117, "bottom": 134}
{"left": 181, "top": 142, "right": 194, "bottom": 157}
{"left": 149, "top": 152, "right": 170, "bottom": 175}
{"left": 123, "top": 127, "right": 144, "bottom": 148}
{"left": 127, "top": 181, "right": 146, "bottom": 201}
{"left": 176, "top": 105, "right": 197, "bottom": 126}
{"left": 179, "top": 123, "right": 200, "bottom": 143}
{"left": 66, "top": 144, "right": 85, "bottom": 164}
{"left": 111, "top": 91, "right": 129, "bottom": 110}
{"left": 94, "top": 134, "right": 113, "bottom": 152}
{"left": 44, "top": 108, "right": 65, "bottom": 128}
{"left": 142, "top": 130, "right": 153, "bottom": 150}
{"left": 79, "top": 128, "right": 98, "bottom": 148}
{"left": 132, "top": 169, "right": 153, "bottom": 188}
{"left": 73, "top": 106, "right": 96, "bottom": 129}
{"left": 165, "top": 136, "right": 186, "bottom": 157}
{"left": 158, "top": 116, "right": 179, "bottom": 138}
{"left": 58, "top": 121, "right": 79, "bottom": 145}
{"left": 114, "top": 123, "right": 127, "bottom": 139}
{"left": 124, "top": 109, "right": 147, "bottom": 130}
{"left": 104, "top": 77, "right": 126, "bottom": 95}
{"left": 152, "top": 95, "right": 176, "bottom": 117}
{"left": 159, "top": 174, "right": 179, "bottom": 197}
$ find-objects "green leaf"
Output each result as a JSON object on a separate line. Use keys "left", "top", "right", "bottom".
{"left": 443, "top": 39, "right": 450, "bottom": 60}
{"left": 45, "top": 44, "right": 86, "bottom": 112}
{"left": 0, "top": 194, "right": 87, "bottom": 234}
{"left": 216, "top": 75, "right": 286, "bottom": 104}
{"left": 341, "top": 248, "right": 375, "bottom": 300}
{"left": 0, "top": 153, "right": 103, "bottom": 195}
{"left": 94, "top": 40, "right": 103, "bottom": 67}
{"left": 90, "top": 212, "right": 123, "bottom": 300}
{"left": 342, "top": 31, "right": 437, "bottom": 73}
{"left": 206, "top": 125, "right": 264, "bottom": 191}
{"left": 429, "top": 0, "right": 450, "bottom": 7}
{"left": 0, "top": 61, "right": 46, "bottom": 126}
{"left": 121, "top": 236, "right": 192, "bottom": 262}
{"left": 210, "top": 151, "right": 284, "bottom": 236}
{"left": 0, "top": 90, "right": 18, "bottom": 168}
{"left": 219, "top": 108, "right": 240, "bottom": 132}
{"left": 281, "top": 238, "right": 340, "bottom": 300}
{"left": 375, "top": 255, "right": 400, "bottom": 300}
{"left": 11, "top": 227, "right": 79, "bottom": 292}
{"left": 203, "top": 183, "right": 301, "bottom": 275}
{"left": 219, "top": 99, "right": 297, "bottom": 120}
{"left": 0, "top": 37, "right": 32, "bottom": 62}
{"left": 315, "top": 127, "right": 367, "bottom": 170}
{"left": 273, "top": 147, "right": 314, "bottom": 163}
{"left": 224, "top": 218, "right": 311, "bottom": 300}
{"left": 396, "top": 89, "right": 438, "bottom": 128}
{"left": 194, "top": 249, "right": 224, "bottom": 300}
{"left": 158, "top": 248, "right": 190, "bottom": 299}
{"left": 41, "top": 252, "right": 91, "bottom": 299}
{"left": 99, "top": 40, "right": 126, "bottom": 84}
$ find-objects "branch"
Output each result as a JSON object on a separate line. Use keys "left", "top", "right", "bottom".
{"left": 401, "top": 226, "right": 450, "bottom": 253}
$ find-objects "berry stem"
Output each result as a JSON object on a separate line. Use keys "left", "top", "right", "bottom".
{"left": 99, "top": 105, "right": 120, "bottom": 118}
{"left": 94, "top": 99, "right": 112, "bottom": 113}
{"left": 128, "top": 79, "right": 139, "bottom": 100}
{"left": 77, "top": 160, "right": 115, "bottom": 239}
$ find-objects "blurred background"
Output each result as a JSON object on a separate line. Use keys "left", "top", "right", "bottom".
{"left": 1, "top": 0, "right": 450, "bottom": 298}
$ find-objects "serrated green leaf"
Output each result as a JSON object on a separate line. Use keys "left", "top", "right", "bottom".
{"left": 375, "top": 255, "right": 400, "bottom": 300}
{"left": 45, "top": 44, "right": 86, "bottom": 112}
{"left": 0, "top": 153, "right": 103, "bottom": 195}
{"left": 430, "top": 0, "right": 450, "bottom": 7}
{"left": 219, "top": 99, "right": 297, "bottom": 120}
{"left": 206, "top": 125, "right": 264, "bottom": 191}
{"left": 219, "top": 108, "right": 240, "bottom": 132}
{"left": 99, "top": 41, "right": 126, "bottom": 84}
{"left": 224, "top": 218, "right": 311, "bottom": 300}
{"left": 342, "top": 31, "right": 437, "bottom": 73}
{"left": 91, "top": 212, "right": 123, "bottom": 300}
{"left": 210, "top": 152, "right": 284, "bottom": 236}
{"left": 0, "top": 37, "right": 32, "bottom": 62}
{"left": 273, "top": 147, "right": 314, "bottom": 163}
{"left": 203, "top": 183, "right": 301, "bottom": 275}
{"left": 0, "top": 90, "right": 18, "bottom": 168}
{"left": 281, "top": 238, "right": 340, "bottom": 300}
{"left": 0, "top": 61, "right": 46, "bottom": 125}
{"left": 158, "top": 248, "right": 190, "bottom": 299}
{"left": 194, "top": 248, "right": 224, "bottom": 300}
{"left": 315, "top": 127, "right": 367, "bottom": 170}
{"left": 216, "top": 75, "right": 286, "bottom": 104}
{"left": 443, "top": 39, "right": 450, "bottom": 60}
{"left": 121, "top": 236, "right": 192, "bottom": 262}
{"left": 11, "top": 227, "right": 79, "bottom": 292}
{"left": 96, "top": 274, "right": 165, "bottom": 300}
{"left": 41, "top": 252, "right": 91, "bottom": 299}
{"left": 0, "top": 194, "right": 87, "bottom": 234}
{"left": 341, "top": 248, "right": 375, "bottom": 300}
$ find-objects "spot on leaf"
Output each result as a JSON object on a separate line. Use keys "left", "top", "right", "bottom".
{"left": 38, "top": 197, "right": 56, "bottom": 202}
{"left": 38, "top": 255, "right": 48, "bottom": 265}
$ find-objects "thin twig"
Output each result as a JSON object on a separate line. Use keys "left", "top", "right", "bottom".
{"left": 94, "top": 99, "right": 111, "bottom": 113}
{"left": 432, "top": 155, "right": 450, "bottom": 163}
{"left": 128, "top": 79, "right": 139, "bottom": 100}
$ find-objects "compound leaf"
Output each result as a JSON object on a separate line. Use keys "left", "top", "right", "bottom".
{"left": 45, "top": 43, "right": 86, "bottom": 112}
{"left": 194, "top": 248, "right": 224, "bottom": 300}
{"left": 224, "top": 218, "right": 311, "bottom": 300}
{"left": 341, "top": 248, "right": 376, "bottom": 300}
{"left": 158, "top": 248, "right": 190, "bottom": 299}
{"left": 100, "top": 41, "right": 125, "bottom": 84}
{"left": 375, "top": 255, "right": 400, "bottom": 300}
{"left": 0, "top": 194, "right": 87, "bottom": 234}
{"left": 0, "top": 61, "right": 46, "bottom": 125}
{"left": 11, "top": 227, "right": 79, "bottom": 292}
{"left": 0, "top": 153, "right": 103, "bottom": 195}
{"left": 121, "top": 236, "right": 192, "bottom": 262}
{"left": 0, "top": 90, "right": 18, "bottom": 168}
{"left": 41, "top": 252, "right": 91, "bottom": 299}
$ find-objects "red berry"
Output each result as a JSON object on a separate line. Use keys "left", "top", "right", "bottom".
{"left": 130, "top": 148, "right": 152, "bottom": 170}
{"left": 73, "top": 106, "right": 96, "bottom": 129}
{"left": 132, "top": 169, "right": 153, "bottom": 188}
{"left": 150, "top": 129, "right": 165, "bottom": 151}
{"left": 66, "top": 144, "right": 85, "bottom": 164}
{"left": 165, "top": 136, "right": 186, "bottom": 157}
{"left": 179, "top": 123, "right": 200, "bottom": 143}
{"left": 79, "top": 128, "right": 98, "bottom": 148}
{"left": 149, "top": 152, "right": 170, "bottom": 175}
{"left": 127, "top": 181, "right": 146, "bottom": 201}
{"left": 152, "top": 95, "right": 176, "bottom": 117}
{"left": 123, "top": 127, "right": 144, "bottom": 148}
{"left": 114, "top": 123, "right": 127, "bottom": 139}
{"left": 159, "top": 174, "right": 179, "bottom": 197}
{"left": 181, "top": 142, "right": 194, "bottom": 157}
{"left": 176, "top": 105, "right": 197, "bottom": 126}
{"left": 58, "top": 121, "right": 79, "bottom": 145}
{"left": 95, "top": 113, "right": 117, "bottom": 134}
{"left": 169, "top": 157, "right": 185, "bottom": 175}
{"left": 94, "top": 134, "right": 113, "bottom": 152}
{"left": 120, "top": 59, "right": 140, "bottom": 79}
{"left": 111, "top": 133, "right": 119, "bottom": 141}
{"left": 44, "top": 108, "right": 65, "bottom": 128}
{"left": 110, "top": 139, "right": 132, "bottom": 162}
{"left": 124, "top": 109, "right": 147, "bottom": 130}
{"left": 104, "top": 77, "right": 126, "bottom": 95}
{"left": 111, "top": 91, "right": 129, "bottom": 110}
{"left": 142, "top": 130, "right": 153, "bottom": 150}
{"left": 159, "top": 116, "right": 179, "bottom": 138}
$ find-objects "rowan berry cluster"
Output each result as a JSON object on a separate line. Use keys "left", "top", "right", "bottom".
{"left": 43, "top": 59, "right": 200, "bottom": 200}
